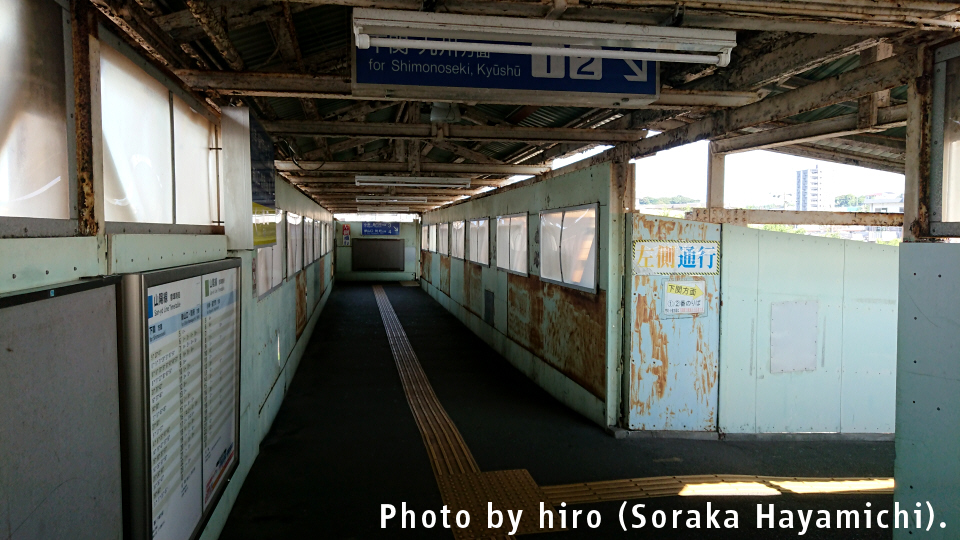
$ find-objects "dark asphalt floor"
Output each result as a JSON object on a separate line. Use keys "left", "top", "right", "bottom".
{"left": 219, "top": 282, "right": 895, "bottom": 540}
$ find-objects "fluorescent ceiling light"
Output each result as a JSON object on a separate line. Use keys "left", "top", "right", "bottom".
{"left": 357, "top": 196, "right": 429, "bottom": 204}
{"left": 355, "top": 176, "right": 471, "bottom": 188}
{"left": 357, "top": 205, "right": 411, "bottom": 213}
{"left": 354, "top": 9, "right": 736, "bottom": 66}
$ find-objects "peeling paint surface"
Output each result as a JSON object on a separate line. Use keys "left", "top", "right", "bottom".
{"left": 464, "top": 262, "right": 483, "bottom": 316}
{"left": 629, "top": 214, "right": 720, "bottom": 431}
{"left": 508, "top": 273, "right": 607, "bottom": 399}
{"left": 421, "top": 250, "right": 433, "bottom": 284}
{"left": 439, "top": 255, "right": 451, "bottom": 296}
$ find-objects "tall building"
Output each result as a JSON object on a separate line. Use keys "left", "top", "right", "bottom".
{"left": 795, "top": 165, "right": 830, "bottom": 211}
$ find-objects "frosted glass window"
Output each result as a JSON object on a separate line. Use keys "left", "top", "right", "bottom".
{"left": 287, "top": 212, "right": 302, "bottom": 274}
{"left": 539, "top": 205, "right": 598, "bottom": 291}
{"left": 429, "top": 224, "right": 437, "bottom": 252}
{"left": 255, "top": 211, "right": 284, "bottom": 297}
{"left": 469, "top": 218, "right": 489, "bottom": 265}
{"left": 509, "top": 215, "right": 528, "bottom": 274}
{"left": 101, "top": 43, "right": 173, "bottom": 223}
{"left": 421, "top": 224, "right": 428, "bottom": 250}
{"left": 304, "top": 217, "right": 314, "bottom": 263}
{"left": 0, "top": 0, "right": 70, "bottom": 219}
{"left": 438, "top": 223, "right": 449, "bottom": 255}
{"left": 275, "top": 212, "right": 285, "bottom": 282}
{"left": 173, "top": 96, "right": 217, "bottom": 225}
{"left": 314, "top": 221, "right": 321, "bottom": 258}
{"left": 451, "top": 221, "right": 465, "bottom": 259}
{"left": 496, "top": 214, "right": 526, "bottom": 273}
{"left": 560, "top": 207, "right": 597, "bottom": 290}
{"left": 496, "top": 217, "right": 509, "bottom": 267}
{"left": 540, "top": 211, "right": 563, "bottom": 281}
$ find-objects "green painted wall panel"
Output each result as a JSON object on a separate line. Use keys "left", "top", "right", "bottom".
{"left": 0, "top": 237, "right": 101, "bottom": 295}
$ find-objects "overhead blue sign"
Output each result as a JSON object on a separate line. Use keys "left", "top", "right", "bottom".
{"left": 362, "top": 222, "right": 401, "bottom": 236}
{"left": 354, "top": 39, "right": 658, "bottom": 104}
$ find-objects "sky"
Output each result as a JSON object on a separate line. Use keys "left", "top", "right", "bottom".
{"left": 625, "top": 140, "right": 905, "bottom": 207}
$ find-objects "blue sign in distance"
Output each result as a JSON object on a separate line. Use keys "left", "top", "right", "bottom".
{"left": 362, "top": 222, "right": 401, "bottom": 236}
{"left": 355, "top": 38, "right": 658, "bottom": 97}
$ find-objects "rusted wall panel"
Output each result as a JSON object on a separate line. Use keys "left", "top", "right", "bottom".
{"left": 420, "top": 162, "right": 614, "bottom": 424}
{"left": 464, "top": 261, "right": 483, "bottom": 316}
{"left": 508, "top": 273, "right": 607, "bottom": 399}
{"left": 439, "top": 254, "right": 451, "bottom": 296}
{"left": 421, "top": 250, "right": 432, "bottom": 284}
{"left": 628, "top": 215, "right": 720, "bottom": 431}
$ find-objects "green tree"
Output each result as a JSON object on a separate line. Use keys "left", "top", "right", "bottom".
{"left": 835, "top": 194, "right": 865, "bottom": 207}
{"left": 760, "top": 224, "right": 805, "bottom": 234}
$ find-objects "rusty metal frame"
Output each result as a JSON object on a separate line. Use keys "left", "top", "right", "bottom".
{"left": 930, "top": 41, "right": 960, "bottom": 236}
{"left": 538, "top": 202, "right": 601, "bottom": 294}
{"left": 0, "top": 0, "right": 79, "bottom": 238}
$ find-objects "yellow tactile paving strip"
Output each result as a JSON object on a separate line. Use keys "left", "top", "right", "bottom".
{"left": 373, "top": 286, "right": 560, "bottom": 539}
{"left": 371, "top": 285, "right": 895, "bottom": 537}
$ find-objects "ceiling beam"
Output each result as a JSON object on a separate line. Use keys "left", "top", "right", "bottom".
{"left": 184, "top": 1, "right": 954, "bottom": 34}
{"left": 430, "top": 140, "right": 503, "bottom": 164}
{"left": 90, "top": 0, "right": 194, "bottom": 68}
{"left": 712, "top": 104, "right": 906, "bottom": 154}
{"left": 263, "top": 120, "right": 649, "bottom": 143}
{"left": 770, "top": 143, "right": 905, "bottom": 174}
{"left": 276, "top": 161, "right": 549, "bottom": 175}
{"left": 172, "top": 69, "right": 759, "bottom": 107}
{"left": 591, "top": 51, "right": 918, "bottom": 165}
{"left": 184, "top": 0, "right": 244, "bottom": 71}
{"left": 686, "top": 208, "right": 903, "bottom": 227}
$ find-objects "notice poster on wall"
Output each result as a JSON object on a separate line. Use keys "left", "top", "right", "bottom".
{"left": 123, "top": 259, "right": 240, "bottom": 540}
{"left": 663, "top": 280, "right": 706, "bottom": 315}
{"left": 200, "top": 269, "right": 238, "bottom": 508}
{"left": 147, "top": 278, "right": 204, "bottom": 540}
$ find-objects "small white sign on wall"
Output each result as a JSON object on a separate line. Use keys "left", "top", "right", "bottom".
{"left": 663, "top": 280, "right": 706, "bottom": 315}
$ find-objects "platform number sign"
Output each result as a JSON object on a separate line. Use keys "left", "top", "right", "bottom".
{"left": 354, "top": 40, "right": 659, "bottom": 108}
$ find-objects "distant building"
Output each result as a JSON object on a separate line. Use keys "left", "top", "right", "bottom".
{"left": 864, "top": 192, "right": 904, "bottom": 213}
{"left": 795, "top": 166, "right": 830, "bottom": 211}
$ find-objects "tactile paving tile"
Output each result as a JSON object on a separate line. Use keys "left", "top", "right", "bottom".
{"left": 436, "top": 470, "right": 562, "bottom": 539}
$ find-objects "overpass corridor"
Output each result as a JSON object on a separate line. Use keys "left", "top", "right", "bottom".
{"left": 219, "top": 283, "right": 896, "bottom": 539}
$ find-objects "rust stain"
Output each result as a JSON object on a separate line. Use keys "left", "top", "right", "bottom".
{"left": 631, "top": 276, "right": 670, "bottom": 416}
{"left": 295, "top": 272, "right": 307, "bottom": 339}
{"left": 507, "top": 272, "right": 544, "bottom": 354}
{"left": 508, "top": 273, "right": 606, "bottom": 399}
{"left": 72, "top": 2, "right": 98, "bottom": 236}
{"left": 421, "top": 251, "right": 433, "bottom": 284}
{"left": 463, "top": 262, "right": 483, "bottom": 316}
{"left": 439, "top": 255, "right": 451, "bottom": 295}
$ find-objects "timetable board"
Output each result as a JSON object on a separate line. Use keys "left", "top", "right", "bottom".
{"left": 121, "top": 259, "right": 241, "bottom": 540}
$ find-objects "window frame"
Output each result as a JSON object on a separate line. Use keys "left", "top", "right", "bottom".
{"left": 438, "top": 222, "right": 449, "bottom": 255}
{"left": 0, "top": 0, "right": 78, "bottom": 237}
{"left": 467, "top": 217, "right": 491, "bottom": 267}
{"left": 495, "top": 213, "right": 527, "bottom": 276}
{"left": 97, "top": 28, "right": 223, "bottom": 234}
{"left": 428, "top": 224, "right": 437, "bottom": 252}
{"left": 538, "top": 203, "right": 600, "bottom": 294}
{"left": 421, "top": 224, "right": 429, "bottom": 251}
{"left": 286, "top": 211, "right": 303, "bottom": 279}
{"left": 255, "top": 210, "right": 285, "bottom": 299}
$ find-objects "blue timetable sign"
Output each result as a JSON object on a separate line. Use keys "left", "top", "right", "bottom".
{"left": 362, "top": 222, "right": 401, "bottom": 236}
{"left": 353, "top": 39, "right": 659, "bottom": 108}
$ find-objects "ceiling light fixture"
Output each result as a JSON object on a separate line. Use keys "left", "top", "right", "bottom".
{"left": 355, "top": 176, "right": 471, "bottom": 188}
{"left": 357, "top": 196, "right": 429, "bottom": 204}
{"left": 357, "top": 205, "right": 411, "bottom": 213}
{"left": 354, "top": 9, "right": 737, "bottom": 66}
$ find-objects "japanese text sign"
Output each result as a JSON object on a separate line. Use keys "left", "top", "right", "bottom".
{"left": 632, "top": 241, "right": 719, "bottom": 275}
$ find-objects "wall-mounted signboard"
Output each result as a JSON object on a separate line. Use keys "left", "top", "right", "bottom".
{"left": 361, "top": 222, "right": 401, "bottom": 236}
{"left": 354, "top": 41, "right": 659, "bottom": 108}
{"left": 120, "top": 259, "right": 241, "bottom": 540}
